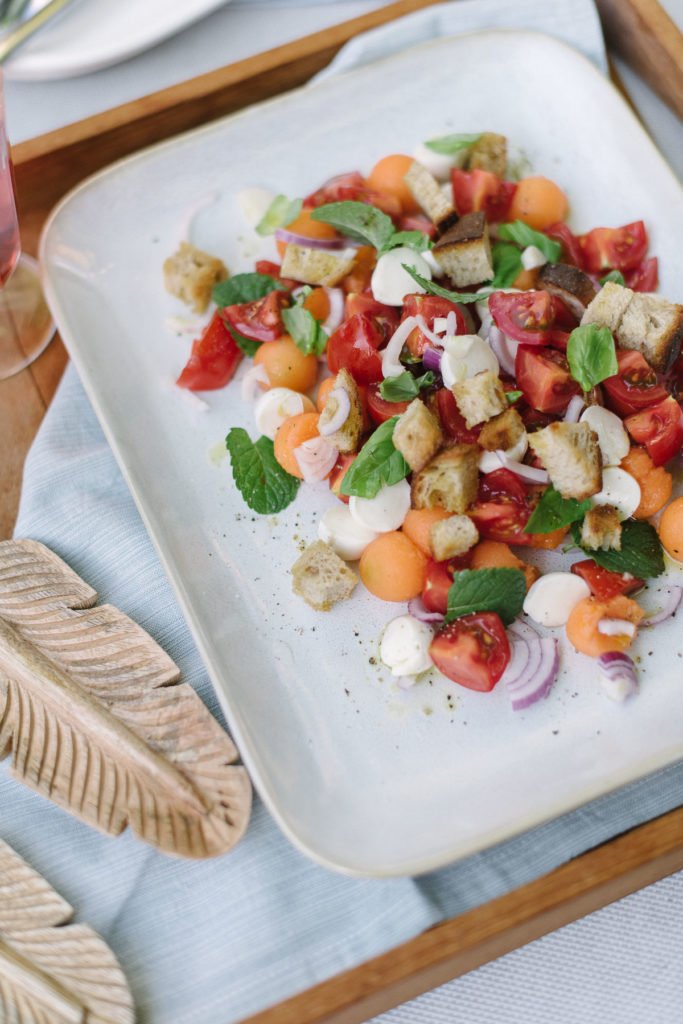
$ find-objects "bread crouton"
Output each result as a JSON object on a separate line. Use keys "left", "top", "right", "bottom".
{"left": 318, "top": 369, "right": 364, "bottom": 454}
{"left": 581, "top": 282, "right": 683, "bottom": 372}
{"left": 465, "top": 132, "right": 507, "bottom": 177}
{"left": 452, "top": 370, "right": 507, "bottom": 428}
{"left": 404, "top": 161, "right": 458, "bottom": 234}
{"left": 392, "top": 399, "right": 442, "bottom": 473}
{"left": 163, "top": 242, "right": 228, "bottom": 313}
{"left": 432, "top": 212, "right": 494, "bottom": 287}
{"left": 478, "top": 407, "right": 526, "bottom": 452}
{"left": 528, "top": 422, "right": 602, "bottom": 501}
{"left": 538, "top": 262, "right": 597, "bottom": 318}
{"left": 291, "top": 541, "right": 357, "bottom": 611}
{"left": 580, "top": 504, "right": 622, "bottom": 551}
{"left": 430, "top": 514, "right": 479, "bottom": 561}
{"left": 280, "top": 244, "right": 357, "bottom": 287}
{"left": 411, "top": 444, "right": 480, "bottom": 514}
{"left": 580, "top": 281, "right": 633, "bottom": 333}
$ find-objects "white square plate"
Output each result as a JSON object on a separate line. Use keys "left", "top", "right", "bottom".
{"left": 40, "top": 31, "right": 683, "bottom": 877}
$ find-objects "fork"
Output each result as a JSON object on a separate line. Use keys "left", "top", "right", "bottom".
{"left": 0, "top": 0, "right": 74, "bottom": 63}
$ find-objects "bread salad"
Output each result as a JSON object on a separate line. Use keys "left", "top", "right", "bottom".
{"left": 164, "top": 131, "right": 683, "bottom": 710}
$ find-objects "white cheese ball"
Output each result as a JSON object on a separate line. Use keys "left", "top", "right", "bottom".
{"left": 371, "top": 247, "right": 432, "bottom": 306}
{"left": 591, "top": 467, "right": 642, "bottom": 520}
{"left": 255, "top": 388, "right": 308, "bottom": 440}
{"left": 318, "top": 505, "right": 379, "bottom": 561}
{"left": 580, "top": 405, "right": 630, "bottom": 467}
{"left": 523, "top": 573, "right": 591, "bottom": 627}
{"left": 440, "top": 334, "right": 500, "bottom": 388}
{"left": 349, "top": 479, "right": 412, "bottom": 533}
{"left": 380, "top": 615, "right": 434, "bottom": 677}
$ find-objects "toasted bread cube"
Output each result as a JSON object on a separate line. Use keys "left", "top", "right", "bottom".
{"left": 452, "top": 370, "right": 507, "bottom": 429}
{"left": 392, "top": 398, "right": 443, "bottom": 473}
{"left": 580, "top": 281, "right": 633, "bottom": 333}
{"left": 580, "top": 504, "right": 622, "bottom": 551}
{"left": 281, "top": 244, "right": 357, "bottom": 287}
{"left": 163, "top": 242, "right": 228, "bottom": 313}
{"left": 618, "top": 292, "right": 683, "bottom": 373}
{"left": 528, "top": 422, "right": 602, "bottom": 501}
{"left": 430, "top": 514, "right": 479, "bottom": 561}
{"left": 404, "top": 161, "right": 458, "bottom": 234}
{"left": 291, "top": 541, "right": 357, "bottom": 611}
{"left": 432, "top": 212, "right": 493, "bottom": 287}
{"left": 318, "top": 369, "right": 364, "bottom": 454}
{"left": 466, "top": 132, "right": 507, "bottom": 177}
{"left": 538, "top": 263, "right": 597, "bottom": 319}
{"left": 478, "top": 407, "right": 526, "bottom": 452}
{"left": 411, "top": 444, "right": 480, "bottom": 514}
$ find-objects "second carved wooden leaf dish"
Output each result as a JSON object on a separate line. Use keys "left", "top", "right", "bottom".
{"left": 0, "top": 539, "right": 252, "bottom": 858}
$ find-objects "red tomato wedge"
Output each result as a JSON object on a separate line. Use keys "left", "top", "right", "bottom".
{"left": 367, "top": 385, "right": 410, "bottom": 425}
{"left": 489, "top": 290, "right": 555, "bottom": 345}
{"left": 515, "top": 345, "right": 580, "bottom": 414}
{"left": 402, "top": 293, "right": 469, "bottom": 358}
{"left": 545, "top": 222, "right": 583, "bottom": 267}
{"left": 328, "top": 454, "right": 356, "bottom": 504}
{"left": 469, "top": 469, "right": 533, "bottom": 546}
{"left": 221, "top": 289, "right": 289, "bottom": 342}
{"left": 429, "top": 612, "right": 510, "bottom": 691}
{"left": 624, "top": 256, "right": 658, "bottom": 293}
{"left": 571, "top": 560, "right": 644, "bottom": 601}
{"left": 344, "top": 294, "right": 399, "bottom": 340}
{"left": 422, "top": 555, "right": 472, "bottom": 615}
{"left": 451, "top": 169, "right": 517, "bottom": 222}
{"left": 327, "top": 313, "right": 385, "bottom": 385}
{"left": 602, "top": 350, "right": 668, "bottom": 418}
{"left": 578, "top": 220, "right": 648, "bottom": 273}
{"left": 254, "top": 260, "right": 298, "bottom": 289}
{"left": 624, "top": 396, "right": 683, "bottom": 466}
{"left": 303, "top": 171, "right": 366, "bottom": 207}
{"left": 177, "top": 311, "right": 243, "bottom": 391}
{"left": 433, "top": 388, "right": 481, "bottom": 444}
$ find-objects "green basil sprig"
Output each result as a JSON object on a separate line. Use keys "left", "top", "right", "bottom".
{"left": 340, "top": 417, "right": 409, "bottom": 499}
{"left": 497, "top": 220, "right": 562, "bottom": 263}
{"left": 424, "top": 132, "right": 482, "bottom": 156}
{"left": 255, "top": 195, "right": 302, "bottom": 237}
{"left": 566, "top": 324, "right": 618, "bottom": 393}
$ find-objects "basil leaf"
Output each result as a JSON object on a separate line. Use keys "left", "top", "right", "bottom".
{"left": 571, "top": 519, "right": 665, "bottom": 578}
{"left": 226, "top": 324, "right": 261, "bottom": 357}
{"left": 281, "top": 305, "right": 328, "bottom": 356}
{"left": 401, "top": 264, "right": 491, "bottom": 304}
{"left": 566, "top": 323, "right": 618, "bottom": 393}
{"left": 525, "top": 486, "right": 591, "bottom": 535}
{"left": 497, "top": 220, "right": 562, "bottom": 263}
{"left": 445, "top": 568, "right": 526, "bottom": 625}
{"left": 379, "top": 371, "right": 436, "bottom": 402}
{"left": 600, "top": 269, "right": 626, "bottom": 286}
{"left": 255, "top": 194, "right": 302, "bottom": 237}
{"left": 226, "top": 428, "right": 300, "bottom": 514}
{"left": 506, "top": 390, "right": 523, "bottom": 403}
{"left": 213, "top": 272, "right": 286, "bottom": 307}
{"left": 491, "top": 241, "right": 523, "bottom": 288}
{"left": 340, "top": 417, "right": 410, "bottom": 499}
{"left": 424, "top": 132, "right": 482, "bottom": 156}
{"left": 310, "top": 201, "right": 395, "bottom": 249}
{"left": 380, "top": 230, "right": 433, "bottom": 255}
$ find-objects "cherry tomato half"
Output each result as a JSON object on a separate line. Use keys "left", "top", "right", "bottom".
{"left": 489, "top": 290, "right": 555, "bottom": 345}
{"left": 254, "top": 260, "right": 298, "bottom": 290}
{"left": 469, "top": 469, "right": 533, "bottom": 546}
{"left": 578, "top": 220, "right": 648, "bottom": 274}
{"left": 367, "top": 385, "right": 410, "bottom": 425}
{"left": 624, "top": 396, "right": 683, "bottom": 466}
{"left": 221, "top": 289, "right": 289, "bottom": 342}
{"left": 602, "top": 350, "right": 669, "bottom": 418}
{"left": 327, "top": 312, "right": 385, "bottom": 385}
{"left": 432, "top": 388, "right": 481, "bottom": 444}
{"left": 345, "top": 293, "right": 399, "bottom": 340}
{"left": 328, "top": 454, "right": 357, "bottom": 504}
{"left": 402, "top": 294, "right": 469, "bottom": 359}
{"left": 304, "top": 171, "right": 366, "bottom": 208}
{"left": 429, "top": 611, "right": 510, "bottom": 691}
{"left": 422, "top": 555, "right": 472, "bottom": 615}
{"left": 515, "top": 344, "right": 580, "bottom": 414}
{"left": 544, "top": 222, "right": 583, "bottom": 267}
{"left": 571, "top": 560, "right": 644, "bottom": 601}
{"left": 451, "top": 169, "right": 517, "bottom": 222}
{"left": 176, "top": 311, "right": 243, "bottom": 391}
{"left": 624, "top": 256, "right": 658, "bottom": 293}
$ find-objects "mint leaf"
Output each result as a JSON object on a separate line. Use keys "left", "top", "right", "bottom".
{"left": 525, "top": 486, "right": 591, "bottom": 535}
{"left": 445, "top": 568, "right": 526, "bottom": 625}
{"left": 491, "top": 241, "right": 523, "bottom": 288}
{"left": 226, "top": 428, "right": 300, "bottom": 514}
{"left": 281, "top": 304, "right": 328, "bottom": 356}
{"left": 379, "top": 371, "right": 435, "bottom": 402}
{"left": 506, "top": 390, "right": 523, "bottom": 403}
{"left": 310, "top": 201, "right": 394, "bottom": 249}
{"left": 255, "top": 194, "right": 302, "bottom": 237}
{"left": 497, "top": 220, "right": 562, "bottom": 263}
{"left": 340, "top": 417, "right": 409, "bottom": 499}
{"left": 567, "top": 324, "right": 618, "bottom": 392}
{"left": 226, "top": 325, "right": 261, "bottom": 357}
{"left": 213, "top": 272, "right": 286, "bottom": 307}
{"left": 571, "top": 519, "right": 664, "bottom": 578}
{"left": 401, "top": 264, "right": 491, "bottom": 304}
{"left": 424, "top": 132, "right": 482, "bottom": 156}
{"left": 380, "top": 230, "right": 433, "bottom": 255}
{"left": 600, "top": 269, "right": 626, "bottom": 286}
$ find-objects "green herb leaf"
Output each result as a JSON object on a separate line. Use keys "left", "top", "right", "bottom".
{"left": 497, "top": 220, "right": 562, "bottom": 263}
{"left": 506, "top": 390, "right": 523, "bottom": 403}
{"left": 212, "top": 272, "right": 286, "bottom": 308}
{"left": 255, "top": 194, "right": 302, "bottom": 237}
{"left": 379, "top": 230, "right": 433, "bottom": 255}
{"left": 445, "top": 568, "right": 527, "bottom": 625}
{"left": 424, "top": 132, "right": 482, "bottom": 156}
{"left": 491, "top": 241, "right": 523, "bottom": 288}
{"left": 566, "top": 323, "right": 618, "bottom": 393}
{"left": 340, "top": 417, "right": 410, "bottom": 499}
{"left": 226, "top": 428, "right": 300, "bottom": 514}
{"left": 310, "top": 201, "right": 395, "bottom": 249}
{"left": 281, "top": 304, "right": 328, "bottom": 356}
{"left": 571, "top": 519, "right": 665, "bottom": 578}
{"left": 600, "top": 269, "right": 626, "bottom": 287}
{"left": 226, "top": 325, "right": 261, "bottom": 357}
{"left": 401, "top": 264, "right": 491, "bottom": 304}
{"left": 525, "top": 486, "right": 592, "bottom": 535}
{"left": 379, "top": 371, "right": 436, "bottom": 402}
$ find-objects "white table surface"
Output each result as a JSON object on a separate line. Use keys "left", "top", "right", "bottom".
{"left": 8, "top": 2, "right": 683, "bottom": 1023}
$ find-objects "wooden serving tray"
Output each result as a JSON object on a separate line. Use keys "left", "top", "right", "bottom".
{"left": 5, "top": 1, "right": 683, "bottom": 1020}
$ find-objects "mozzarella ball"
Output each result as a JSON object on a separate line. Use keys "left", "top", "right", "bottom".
{"left": 380, "top": 615, "right": 434, "bottom": 676}
{"left": 349, "top": 479, "right": 412, "bottom": 533}
{"left": 371, "top": 247, "right": 432, "bottom": 306}
{"left": 318, "top": 505, "right": 379, "bottom": 561}
{"left": 523, "top": 572, "right": 591, "bottom": 627}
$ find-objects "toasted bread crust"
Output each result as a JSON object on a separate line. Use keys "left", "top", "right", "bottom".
{"left": 392, "top": 399, "right": 443, "bottom": 473}
{"left": 528, "top": 422, "right": 602, "bottom": 501}
{"left": 411, "top": 444, "right": 480, "bottom": 514}
{"left": 538, "top": 263, "right": 597, "bottom": 317}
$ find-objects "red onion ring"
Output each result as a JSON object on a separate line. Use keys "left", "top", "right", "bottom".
{"left": 319, "top": 387, "right": 351, "bottom": 436}
{"left": 564, "top": 395, "right": 586, "bottom": 423}
{"left": 294, "top": 436, "right": 339, "bottom": 482}
{"left": 502, "top": 634, "right": 559, "bottom": 711}
{"left": 495, "top": 451, "right": 549, "bottom": 485}
{"left": 408, "top": 596, "right": 444, "bottom": 624}
{"left": 322, "top": 287, "right": 345, "bottom": 334}
{"left": 274, "top": 228, "right": 353, "bottom": 251}
{"left": 641, "top": 586, "right": 683, "bottom": 627}
{"left": 597, "top": 651, "right": 638, "bottom": 701}
{"left": 422, "top": 346, "right": 442, "bottom": 372}
{"left": 487, "top": 325, "right": 518, "bottom": 377}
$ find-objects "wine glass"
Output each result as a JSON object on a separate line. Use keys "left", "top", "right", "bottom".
{"left": 0, "top": 69, "right": 53, "bottom": 380}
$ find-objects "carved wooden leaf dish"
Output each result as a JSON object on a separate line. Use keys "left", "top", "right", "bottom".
{"left": 0, "top": 540, "right": 252, "bottom": 858}
{"left": 0, "top": 838, "right": 134, "bottom": 1023}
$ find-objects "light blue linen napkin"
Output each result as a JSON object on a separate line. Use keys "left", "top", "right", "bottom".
{"left": 6, "top": 2, "right": 682, "bottom": 1022}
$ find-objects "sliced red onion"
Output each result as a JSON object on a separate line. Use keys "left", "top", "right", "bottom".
{"left": 641, "top": 586, "right": 683, "bottom": 627}
{"left": 597, "top": 652, "right": 638, "bottom": 701}
{"left": 415, "top": 313, "right": 446, "bottom": 349}
{"left": 508, "top": 619, "right": 542, "bottom": 642}
{"left": 319, "top": 387, "right": 351, "bottom": 436}
{"left": 564, "top": 395, "right": 586, "bottom": 423}
{"left": 597, "top": 618, "right": 637, "bottom": 638}
{"left": 241, "top": 363, "right": 270, "bottom": 403}
{"left": 294, "top": 436, "right": 339, "bottom": 482}
{"left": 274, "top": 228, "right": 351, "bottom": 251}
{"left": 488, "top": 325, "right": 518, "bottom": 377}
{"left": 382, "top": 316, "right": 418, "bottom": 378}
{"left": 408, "top": 596, "right": 444, "bottom": 624}
{"left": 502, "top": 634, "right": 559, "bottom": 711}
{"left": 322, "top": 287, "right": 345, "bottom": 334}
{"left": 496, "top": 451, "right": 549, "bottom": 485}
{"left": 422, "top": 346, "right": 442, "bottom": 372}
